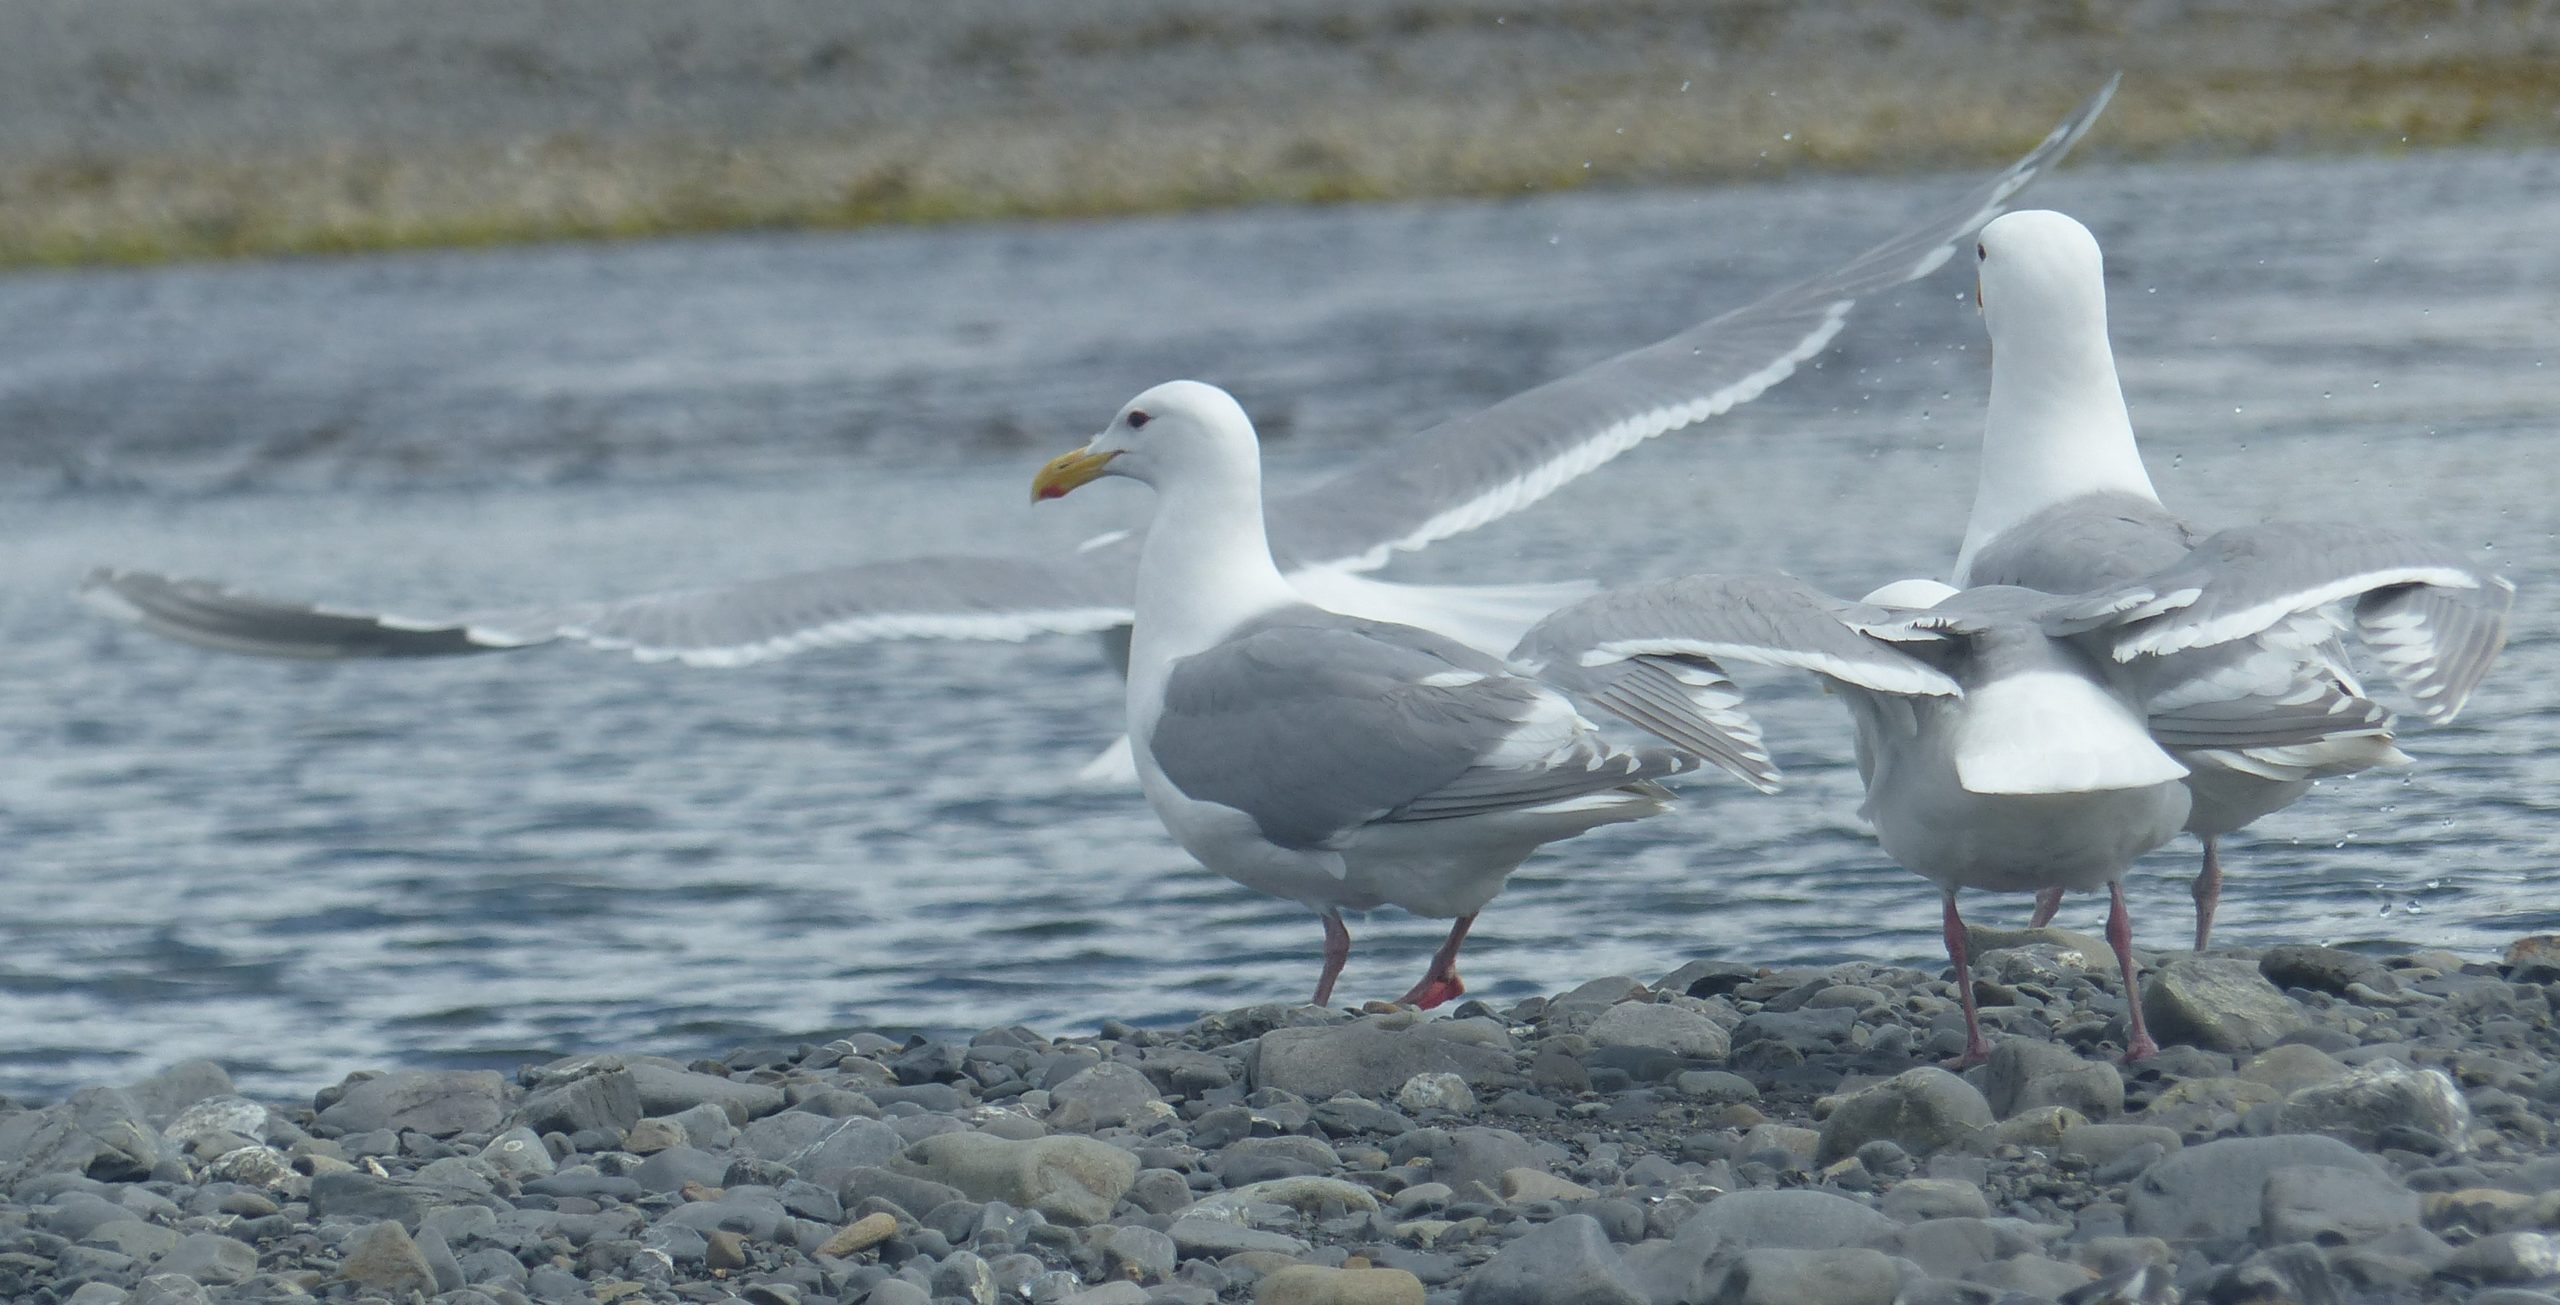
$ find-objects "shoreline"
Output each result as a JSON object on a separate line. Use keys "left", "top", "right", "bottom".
{"left": 5, "top": 2, "right": 2558, "bottom": 267}
{"left": 8, "top": 933, "right": 2558, "bottom": 1302}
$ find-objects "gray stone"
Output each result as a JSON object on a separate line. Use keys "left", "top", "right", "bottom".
{"left": 2259, "top": 944, "right": 2392, "bottom": 995}
{"left": 1165, "top": 1215, "right": 1312, "bottom": 1257}
{"left": 1814, "top": 1068, "right": 1992, "bottom": 1163}
{"left": 626, "top": 1059, "right": 786, "bottom": 1121}
{"left": 1984, "top": 1039, "right": 2121, "bottom": 1120}
{"left": 1395, "top": 1072, "right": 1476, "bottom": 1114}
{"left": 1257, "top": 1265, "right": 1426, "bottom": 1305}
{"left": 2446, "top": 1232, "right": 2560, "bottom": 1282}
{"left": 1046, "top": 1063, "right": 1163, "bottom": 1132}
{"left": 0, "top": 1087, "right": 162, "bottom": 1185}
{"left": 316, "top": 1070, "right": 511, "bottom": 1138}
{"left": 894, "top": 1132, "right": 1137, "bottom": 1225}
{"left": 2274, "top": 1060, "right": 2473, "bottom": 1153}
{"left": 160, "top": 1095, "right": 274, "bottom": 1148}
{"left": 785, "top": 1118, "right": 906, "bottom": 1189}
{"left": 864, "top": 1281, "right": 932, "bottom": 1305}
{"left": 1252, "top": 1014, "right": 1515, "bottom": 1100}
{"left": 2139, "top": 956, "right": 2305, "bottom": 1053}
{"left": 2262, "top": 1164, "right": 2419, "bottom": 1245}
{"left": 1962, "top": 925, "right": 2119, "bottom": 972}
{"left": 2236, "top": 1044, "right": 2351, "bottom": 1094}
{"left": 511, "top": 1066, "right": 643, "bottom": 1137}
{"left": 1104, "top": 1223, "right": 1176, "bottom": 1281}
{"left": 1426, "top": 1126, "right": 1567, "bottom": 1192}
{"left": 1460, "top": 1213, "right": 1643, "bottom": 1305}
{"left": 1056, "top": 1282, "right": 1149, "bottom": 1305}
{"left": 479, "top": 1125, "right": 555, "bottom": 1177}
{"left": 155, "top": 1232, "right": 258, "bottom": 1284}
{"left": 1881, "top": 1178, "right": 1991, "bottom": 1222}
{"left": 307, "top": 1169, "right": 434, "bottom": 1225}
{"left": 124, "top": 1061, "right": 236, "bottom": 1125}
{"left": 1712, "top": 1247, "right": 1899, "bottom": 1305}
{"left": 2058, "top": 1123, "right": 2181, "bottom": 1168}
{"left": 1586, "top": 1002, "right": 1731, "bottom": 1061}
{"left": 933, "top": 1248, "right": 998, "bottom": 1305}
{"left": 341, "top": 1219, "right": 438, "bottom": 1295}
{"left": 1684, "top": 1189, "right": 1895, "bottom": 1251}
{"left": 82, "top": 1217, "right": 180, "bottom": 1260}
{"left": 2127, "top": 1134, "right": 2389, "bottom": 1241}
{"left": 1964, "top": 1253, "right": 2093, "bottom": 1297}
{"left": 630, "top": 1144, "right": 728, "bottom": 1193}
{"left": 127, "top": 1277, "right": 213, "bottom": 1305}
{"left": 1621, "top": 1210, "right": 1726, "bottom": 1304}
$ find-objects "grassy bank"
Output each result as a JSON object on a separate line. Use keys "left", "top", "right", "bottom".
{"left": 4, "top": 0, "right": 2556, "bottom": 267}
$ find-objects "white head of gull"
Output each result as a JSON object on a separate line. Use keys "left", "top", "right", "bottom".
{"left": 1033, "top": 380, "right": 1697, "bottom": 1009}
{"left": 1955, "top": 209, "right": 2513, "bottom": 949}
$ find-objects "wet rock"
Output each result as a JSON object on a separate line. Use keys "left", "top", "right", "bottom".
{"left": 1257, "top": 1264, "right": 1426, "bottom": 1305}
{"left": 1166, "top": 1215, "right": 1311, "bottom": 1258}
{"left": 2259, "top": 944, "right": 2392, "bottom": 996}
{"left": 1814, "top": 1068, "right": 1992, "bottom": 1163}
{"left": 2126, "top": 1134, "right": 2388, "bottom": 1241}
{"left": 2058, "top": 1123, "right": 2182, "bottom": 1169}
{"left": 2446, "top": 1232, "right": 2560, "bottom": 1283}
{"left": 626, "top": 1059, "right": 786, "bottom": 1121}
{"left": 127, "top": 1278, "right": 213, "bottom": 1305}
{"left": 1966, "top": 1253, "right": 2092, "bottom": 1297}
{"left": 2234, "top": 1043, "right": 2349, "bottom": 1094}
{"left": 2261, "top": 1163, "right": 2419, "bottom": 1244}
{"left": 341, "top": 1219, "right": 438, "bottom": 1295}
{"left": 2139, "top": 956, "right": 2304, "bottom": 1053}
{"left": 1460, "top": 1213, "right": 1642, "bottom": 1305}
{"left": 2274, "top": 1060, "right": 2473, "bottom": 1153}
{"left": 1586, "top": 1002, "right": 1730, "bottom": 1060}
{"left": 1421, "top": 1126, "right": 1566, "bottom": 1191}
{"left": 1881, "top": 1178, "right": 1990, "bottom": 1222}
{"left": 1985, "top": 1039, "right": 2122, "bottom": 1120}
{"left": 896, "top": 1133, "right": 1137, "bottom": 1225}
{"left": 314, "top": 1069, "right": 510, "bottom": 1137}
{"left": 782, "top": 1117, "right": 905, "bottom": 1189}
{"left": 1252, "top": 1014, "right": 1514, "bottom": 1099}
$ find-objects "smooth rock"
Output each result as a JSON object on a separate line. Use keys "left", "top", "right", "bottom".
{"left": 2260, "top": 944, "right": 2392, "bottom": 995}
{"left": 1166, "top": 1215, "right": 1312, "bottom": 1258}
{"left": 1814, "top": 1068, "right": 1992, "bottom": 1163}
{"left": 512, "top": 1066, "right": 643, "bottom": 1137}
{"left": 1187, "top": 1176, "right": 1380, "bottom": 1217}
{"left": 2236, "top": 1044, "right": 2351, "bottom": 1094}
{"left": 1104, "top": 1223, "right": 1177, "bottom": 1281}
{"left": 1984, "top": 1039, "right": 2121, "bottom": 1120}
{"left": 153, "top": 1232, "right": 258, "bottom": 1285}
{"left": 1684, "top": 1189, "right": 1895, "bottom": 1251}
{"left": 2058, "top": 1123, "right": 2183, "bottom": 1169}
{"left": 1396, "top": 1073, "right": 1476, "bottom": 1114}
{"left": 817, "top": 1211, "right": 899, "bottom": 1257}
{"left": 1586, "top": 1002, "right": 1731, "bottom": 1061}
{"left": 1047, "top": 1064, "right": 1164, "bottom": 1132}
{"left": 1882, "top": 1178, "right": 1991, "bottom": 1222}
{"left": 897, "top": 1133, "right": 1136, "bottom": 1224}
{"left": 2140, "top": 956, "right": 2304, "bottom": 1053}
{"left": 315, "top": 1070, "right": 510, "bottom": 1138}
{"left": 2447, "top": 1232, "right": 2560, "bottom": 1282}
{"left": 0, "top": 1088, "right": 161, "bottom": 1185}
{"left": 2262, "top": 1163, "right": 2420, "bottom": 1245}
{"left": 2274, "top": 1060, "right": 2473, "bottom": 1153}
{"left": 1252, "top": 1015, "right": 1514, "bottom": 1100}
{"left": 626, "top": 1059, "right": 787, "bottom": 1122}
{"left": 341, "top": 1219, "right": 439, "bottom": 1295}
{"left": 1257, "top": 1264, "right": 1426, "bottom": 1305}
{"left": 1459, "top": 1213, "right": 1643, "bottom": 1305}
{"left": 1712, "top": 1247, "right": 1899, "bottom": 1305}
{"left": 2127, "top": 1134, "right": 2389, "bottom": 1241}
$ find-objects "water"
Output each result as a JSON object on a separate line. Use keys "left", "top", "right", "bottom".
{"left": 0, "top": 150, "right": 2553, "bottom": 1103}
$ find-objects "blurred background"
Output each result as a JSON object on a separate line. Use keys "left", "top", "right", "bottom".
{"left": 0, "top": 3, "right": 2553, "bottom": 1100}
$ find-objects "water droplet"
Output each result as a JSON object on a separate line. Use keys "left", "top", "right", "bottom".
{"left": 1680, "top": 80, "right": 1691, "bottom": 92}
{"left": 1781, "top": 132, "right": 1794, "bottom": 142}
{"left": 1547, "top": 234, "right": 1561, "bottom": 245}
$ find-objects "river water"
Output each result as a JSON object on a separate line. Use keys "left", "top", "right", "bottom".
{"left": 0, "top": 148, "right": 2552, "bottom": 1101}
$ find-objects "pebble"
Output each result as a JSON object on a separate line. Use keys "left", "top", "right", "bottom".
{"left": 1, "top": 939, "right": 2555, "bottom": 1304}
{"left": 2139, "top": 955, "right": 2306, "bottom": 1052}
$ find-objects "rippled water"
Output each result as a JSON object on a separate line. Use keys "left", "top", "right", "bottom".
{"left": 0, "top": 149, "right": 2553, "bottom": 1102}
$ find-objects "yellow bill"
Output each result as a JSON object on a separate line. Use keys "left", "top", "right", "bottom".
{"left": 1032, "top": 446, "right": 1120, "bottom": 501}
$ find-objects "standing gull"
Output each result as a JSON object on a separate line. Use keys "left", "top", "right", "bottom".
{"left": 1959, "top": 210, "right": 2513, "bottom": 948}
{"left": 1032, "top": 381, "right": 1697, "bottom": 1008}
{"left": 78, "top": 85, "right": 2117, "bottom": 781}
{"left": 1511, "top": 530, "right": 2509, "bottom": 1062}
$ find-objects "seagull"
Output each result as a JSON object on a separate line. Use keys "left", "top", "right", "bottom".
{"left": 1032, "top": 381, "right": 1700, "bottom": 1007}
{"left": 78, "top": 84, "right": 2117, "bottom": 783}
{"left": 1959, "top": 209, "right": 2514, "bottom": 948}
{"left": 1510, "top": 529, "right": 2509, "bottom": 1063}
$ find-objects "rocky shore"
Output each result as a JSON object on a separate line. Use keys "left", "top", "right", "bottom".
{"left": 5, "top": 0, "right": 2558, "bottom": 265}
{"left": 9, "top": 932, "right": 2560, "bottom": 1304}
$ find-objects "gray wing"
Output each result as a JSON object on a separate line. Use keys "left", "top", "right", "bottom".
{"left": 1150, "top": 615, "right": 1690, "bottom": 851}
{"left": 1958, "top": 492, "right": 2197, "bottom": 592}
{"left": 1262, "top": 78, "right": 2117, "bottom": 573}
{"left": 1510, "top": 573, "right": 1964, "bottom": 790}
{"left": 2048, "top": 522, "right": 2515, "bottom": 724}
{"left": 80, "top": 555, "right": 1135, "bottom": 667}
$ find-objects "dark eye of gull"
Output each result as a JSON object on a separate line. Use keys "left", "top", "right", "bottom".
{"left": 1127, "top": 410, "right": 1151, "bottom": 428}
{"left": 1976, "top": 242, "right": 1987, "bottom": 262}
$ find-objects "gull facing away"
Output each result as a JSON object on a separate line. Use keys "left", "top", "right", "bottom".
{"left": 1510, "top": 532, "right": 2510, "bottom": 1063}
{"left": 78, "top": 84, "right": 2117, "bottom": 782}
{"left": 1031, "top": 381, "right": 1699, "bottom": 1008}
{"left": 1960, "top": 210, "right": 2515, "bottom": 948}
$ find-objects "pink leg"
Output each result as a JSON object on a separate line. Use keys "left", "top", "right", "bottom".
{"left": 2029, "top": 886, "right": 2064, "bottom": 929}
{"left": 1396, "top": 914, "right": 1476, "bottom": 1010}
{"left": 2109, "top": 879, "right": 2159, "bottom": 1061}
{"left": 1311, "top": 911, "right": 1351, "bottom": 1007}
{"left": 1942, "top": 890, "right": 1992, "bottom": 1068}
{"left": 2191, "top": 836, "right": 2223, "bottom": 952}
